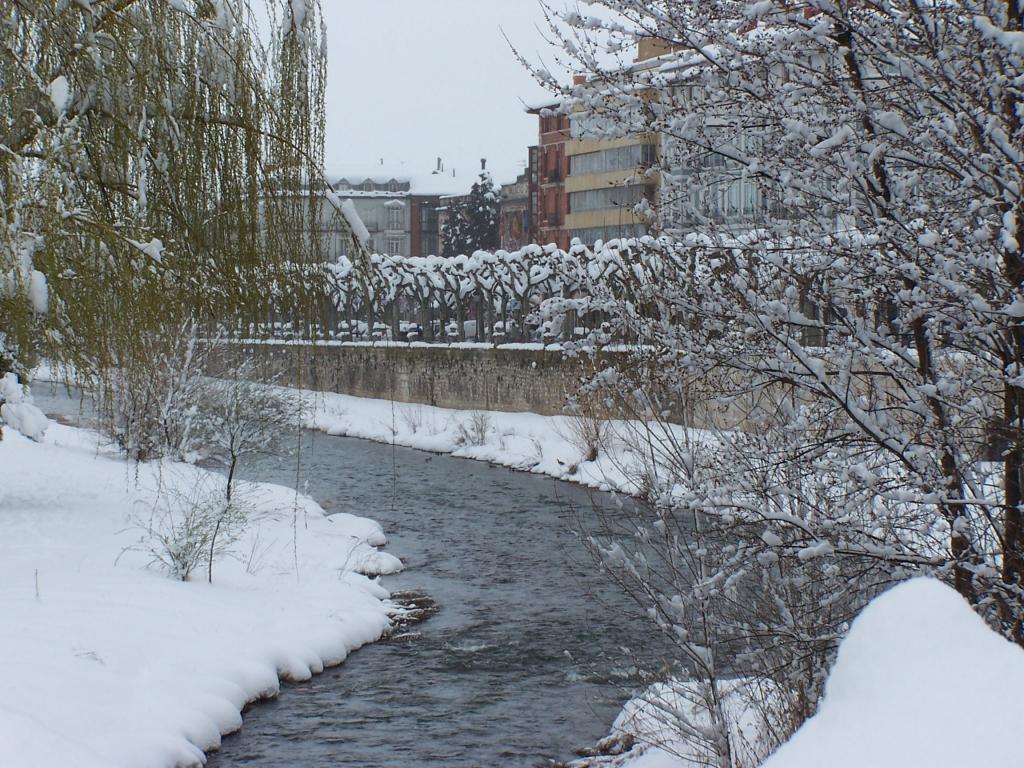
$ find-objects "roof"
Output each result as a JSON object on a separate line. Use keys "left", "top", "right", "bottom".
{"left": 326, "top": 159, "right": 475, "bottom": 197}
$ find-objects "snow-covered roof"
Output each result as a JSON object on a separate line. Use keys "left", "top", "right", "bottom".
{"left": 327, "top": 160, "right": 475, "bottom": 198}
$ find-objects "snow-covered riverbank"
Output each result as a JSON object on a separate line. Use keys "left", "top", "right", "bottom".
{"left": 0, "top": 421, "right": 400, "bottom": 768}
{"left": 297, "top": 388, "right": 690, "bottom": 498}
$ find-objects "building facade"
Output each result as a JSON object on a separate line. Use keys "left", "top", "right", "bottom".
{"left": 565, "top": 119, "right": 658, "bottom": 246}
{"left": 328, "top": 176, "right": 412, "bottom": 257}
{"left": 498, "top": 172, "right": 530, "bottom": 251}
{"left": 528, "top": 106, "right": 570, "bottom": 250}
{"left": 325, "top": 162, "right": 471, "bottom": 258}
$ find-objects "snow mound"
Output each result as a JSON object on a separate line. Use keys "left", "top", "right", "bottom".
{"left": 0, "top": 372, "right": 48, "bottom": 441}
{"left": 762, "top": 577, "right": 1024, "bottom": 768}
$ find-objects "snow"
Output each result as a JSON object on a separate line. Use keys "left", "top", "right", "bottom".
{"left": 762, "top": 578, "right": 1024, "bottom": 768}
{"left": 126, "top": 237, "right": 165, "bottom": 263}
{"left": 46, "top": 76, "right": 70, "bottom": 114}
{"left": 294, "top": 388, "right": 693, "bottom": 496}
{"left": 0, "top": 419, "right": 400, "bottom": 768}
{"left": 338, "top": 198, "right": 370, "bottom": 246}
{"left": 0, "top": 372, "right": 48, "bottom": 441}
{"left": 328, "top": 160, "right": 476, "bottom": 198}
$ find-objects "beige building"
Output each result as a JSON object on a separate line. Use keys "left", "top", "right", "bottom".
{"left": 564, "top": 129, "right": 658, "bottom": 246}
{"left": 563, "top": 41, "right": 669, "bottom": 246}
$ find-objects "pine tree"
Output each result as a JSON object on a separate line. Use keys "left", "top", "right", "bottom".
{"left": 464, "top": 171, "right": 499, "bottom": 252}
{"left": 440, "top": 171, "right": 499, "bottom": 256}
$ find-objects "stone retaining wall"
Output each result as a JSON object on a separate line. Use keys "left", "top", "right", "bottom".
{"left": 215, "top": 342, "right": 792, "bottom": 431}
{"left": 217, "top": 342, "right": 597, "bottom": 416}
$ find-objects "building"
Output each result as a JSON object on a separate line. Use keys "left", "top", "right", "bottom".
{"left": 327, "top": 175, "right": 411, "bottom": 258}
{"left": 632, "top": 39, "right": 770, "bottom": 236}
{"left": 543, "top": 37, "right": 771, "bottom": 247}
{"left": 565, "top": 116, "right": 658, "bottom": 246}
{"left": 411, "top": 194, "right": 442, "bottom": 259}
{"left": 326, "top": 160, "right": 470, "bottom": 258}
{"left": 527, "top": 104, "right": 571, "bottom": 250}
{"left": 498, "top": 171, "right": 530, "bottom": 251}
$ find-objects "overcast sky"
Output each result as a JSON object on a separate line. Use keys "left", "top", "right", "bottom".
{"left": 320, "top": 0, "right": 573, "bottom": 187}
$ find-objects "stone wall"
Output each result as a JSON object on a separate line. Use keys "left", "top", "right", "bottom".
{"left": 215, "top": 342, "right": 793, "bottom": 430}
{"left": 218, "top": 342, "right": 598, "bottom": 416}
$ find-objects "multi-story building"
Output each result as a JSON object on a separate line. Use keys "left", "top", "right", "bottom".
{"left": 527, "top": 104, "right": 570, "bottom": 250}
{"left": 631, "top": 39, "right": 769, "bottom": 237}
{"left": 550, "top": 37, "right": 770, "bottom": 247}
{"left": 498, "top": 171, "right": 530, "bottom": 251}
{"left": 326, "top": 161, "right": 469, "bottom": 258}
{"left": 328, "top": 175, "right": 411, "bottom": 257}
{"left": 565, "top": 117, "right": 658, "bottom": 246}
{"left": 411, "top": 195, "right": 442, "bottom": 259}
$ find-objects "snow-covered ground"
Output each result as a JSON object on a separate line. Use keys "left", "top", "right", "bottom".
{"left": 574, "top": 578, "right": 1024, "bottom": 768}
{"left": 0, "top": 418, "right": 401, "bottom": 768}
{"left": 762, "top": 578, "right": 1024, "bottom": 768}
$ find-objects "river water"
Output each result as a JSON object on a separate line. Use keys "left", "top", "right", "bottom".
{"left": 33, "top": 386, "right": 660, "bottom": 767}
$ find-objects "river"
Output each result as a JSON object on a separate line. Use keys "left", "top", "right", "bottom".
{"left": 33, "top": 385, "right": 660, "bottom": 767}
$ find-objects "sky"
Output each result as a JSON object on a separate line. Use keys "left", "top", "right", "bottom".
{"left": 320, "top": 0, "right": 574, "bottom": 189}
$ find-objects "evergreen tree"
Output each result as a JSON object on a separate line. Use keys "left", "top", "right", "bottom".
{"left": 440, "top": 171, "right": 499, "bottom": 256}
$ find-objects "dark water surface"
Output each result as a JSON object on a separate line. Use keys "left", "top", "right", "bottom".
{"left": 33, "top": 385, "right": 655, "bottom": 767}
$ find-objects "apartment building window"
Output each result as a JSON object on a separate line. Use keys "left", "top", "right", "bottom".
{"left": 570, "top": 224, "right": 647, "bottom": 246}
{"left": 385, "top": 205, "right": 404, "bottom": 230}
{"left": 570, "top": 144, "right": 656, "bottom": 176}
{"left": 386, "top": 237, "right": 403, "bottom": 255}
{"left": 569, "top": 184, "right": 645, "bottom": 213}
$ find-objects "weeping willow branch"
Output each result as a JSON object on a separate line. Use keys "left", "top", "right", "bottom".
{"left": 0, "top": 0, "right": 351, "bottom": 389}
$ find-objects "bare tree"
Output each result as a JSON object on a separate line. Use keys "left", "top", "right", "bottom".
{"left": 524, "top": 1, "right": 1024, "bottom": 762}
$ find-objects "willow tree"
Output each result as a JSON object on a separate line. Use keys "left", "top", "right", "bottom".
{"left": 0, "top": 0, "right": 334, "bottom": 409}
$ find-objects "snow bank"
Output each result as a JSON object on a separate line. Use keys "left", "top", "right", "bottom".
{"left": 0, "top": 424, "right": 399, "bottom": 768}
{"left": 298, "top": 389, "right": 693, "bottom": 496}
{"left": 763, "top": 578, "right": 1024, "bottom": 768}
{"left": 589, "top": 579, "right": 1024, "bottom": 768}
{"left": 0, "top": 372, "right": 48, "bottom": 441}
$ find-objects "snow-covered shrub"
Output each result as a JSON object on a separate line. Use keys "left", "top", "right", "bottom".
{"left": 456, "top": 410, "right": 492, "bottom": 446}
{"left": 0, "top": 372, "right": 48, "bottom": 442}
{"left": 399, "top": 404, "right": 425, "bottom": 435}
{"left": 190, "top": 373, "right": 304, "bottom": 501}
{"left": 562, "top": 394, "right": 611, "bottom": 463}
{"left": 99, "top": 323, "right": 210, "bottom": 462}
{"left": 127, "top": 474, "right": 250, "bottom": 583}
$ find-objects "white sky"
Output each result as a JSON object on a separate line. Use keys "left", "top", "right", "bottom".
{"left": 320, "top": 0, "right": 574, "bottom": 187}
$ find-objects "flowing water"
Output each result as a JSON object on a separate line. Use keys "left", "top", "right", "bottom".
{"left": 33, "top": 385, "right": 660, "bottom": 767}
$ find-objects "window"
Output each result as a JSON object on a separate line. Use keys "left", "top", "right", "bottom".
{"left": 385, "top": 205, "right": 404, "bottom": 230}
{"left": 569, "top": 144, "right": 656, "bottom": 176}
{"left": 386, "top": 237, "right": 403, "bottom": 255}
{"left": 362, "top": 180, "right": 374, "bottom": 192}
{"left": 569, "top": 224, "right": 647, "bottom": 246}
{"left": 568, "top": 184, "right": 646, "bottom": 213}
